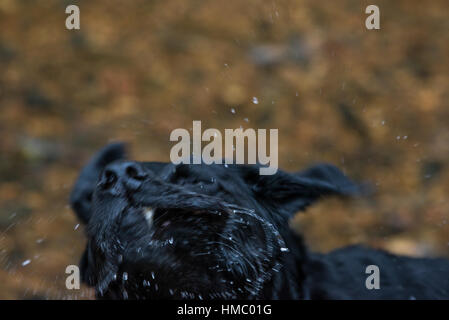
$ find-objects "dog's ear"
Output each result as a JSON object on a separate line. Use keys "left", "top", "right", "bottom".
{"left": 70, "top": 143, "right": 127, "bottom": 224}
{"left": 79, "top": 243, "right": 97, "bottom": 286}
{"left": 245, "top": 163, "right": 364, "bottom": 218}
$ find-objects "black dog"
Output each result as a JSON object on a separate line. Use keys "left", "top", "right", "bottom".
{"left": 70, "top": 143, "right": 449, "bottom": 299}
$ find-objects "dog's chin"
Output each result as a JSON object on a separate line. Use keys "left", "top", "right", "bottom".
{"left": 90, "top": 202, "right": 287, "bottom": 299}
{"left": 108, "top": 247, "right": 279, "bottom": 300}
{"left": 88, "top": 204, "right": 227, "bottom": 297}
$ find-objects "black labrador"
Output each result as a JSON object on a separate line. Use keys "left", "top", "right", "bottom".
{"left": 70, "top": 143, "right": 449, "bottom": 299}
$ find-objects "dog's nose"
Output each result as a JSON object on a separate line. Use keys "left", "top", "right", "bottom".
{"left": 99, "top": 162, "right": 147, "bottom": 192}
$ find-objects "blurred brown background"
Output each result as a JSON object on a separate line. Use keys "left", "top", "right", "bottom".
{"left": 0, "top": 0, "right": 448, "bottom": 299}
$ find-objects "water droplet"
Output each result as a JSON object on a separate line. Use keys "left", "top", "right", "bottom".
{"left": 252, "top": 97, "right": 259, "bottom": 104}
{"left": 230, "top": 108, "right": 236, "bottom": 114}
{"left": 22, "top": 259, "right": 31, "bottom": 267}
{"left": 280, "top": 247, "right": 290, "bottom": 252}
{"left": 151, "top": 271, "right": 155, "bottom": 279}
{"left": 123, "top": 272, "right": 128, "bottom": 281}
{"left": 74, "top": 224, "right": 80, "bottom": 230}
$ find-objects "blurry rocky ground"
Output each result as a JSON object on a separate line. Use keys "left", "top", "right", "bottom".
{"left": 0, "top": 0, "right": 448, "bottom": 299}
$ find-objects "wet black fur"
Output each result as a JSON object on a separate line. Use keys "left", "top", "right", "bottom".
{"left": 70, "top": 143, "right": 449, "bottom": 299}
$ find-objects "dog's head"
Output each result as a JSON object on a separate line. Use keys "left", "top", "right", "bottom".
{"left": 70, "top": 143, "right": 361, "bottom": 299}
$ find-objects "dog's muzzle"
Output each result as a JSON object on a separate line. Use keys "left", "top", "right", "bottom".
{"left": 98, "top": 161, "right": 148, "bottom": 195}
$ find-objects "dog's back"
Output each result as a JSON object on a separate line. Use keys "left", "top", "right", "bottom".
{"left": 305, "top": 245, "right": 449, "bottom": 299}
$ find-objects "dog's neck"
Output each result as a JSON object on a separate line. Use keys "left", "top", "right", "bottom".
{"left": 258, "top": 229, "right": 311, "bottom": 299}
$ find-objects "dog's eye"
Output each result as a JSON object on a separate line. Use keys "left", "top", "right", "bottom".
{"left": 193, "top": 179, "right": 213, "bottom": 188}
{"left": 170, "top": 164, "right": 218, "bottom": 185}
{"left": 181, "top": 177, "right": 216, "bottom": 187}
{"left": 151, "top": 208, "right": 226, "bottom": 231}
